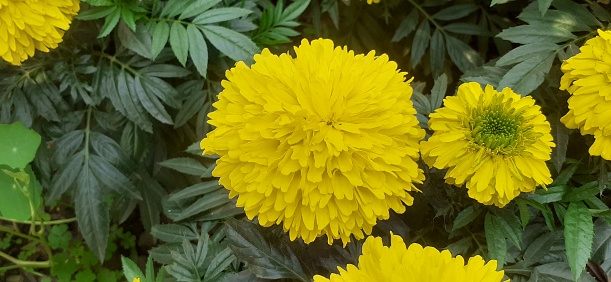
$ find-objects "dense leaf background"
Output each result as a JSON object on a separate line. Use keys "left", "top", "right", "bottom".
{"left": 1, "top": 0, "right": 611, "bottom": 281}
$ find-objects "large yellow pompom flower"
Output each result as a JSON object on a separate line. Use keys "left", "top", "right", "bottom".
{"left": 201, "top": 38, "right": 425, "bottom": 245}
{"left": 313, "top": 234, "right": 506, "bottom": 282}
{"left": 420, "top": 82, "right": 554, "bottom": 207}
{"left": 0, "top": 0, "right": 80, "bottom": 65}
{"left": 560, "top": 29, "right": 611, "bottom": 160}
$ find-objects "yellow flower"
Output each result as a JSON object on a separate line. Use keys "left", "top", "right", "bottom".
{"left": 560, "top": 29, "right": 611, "bottom": 160}
{"left": 133, "top": 279, "right": 140, "bottom": 282}
{"left": 201, "top": 38, "right": 425, "bottom": 245}
{"left": 420, "top": 82, "right": 554, "bottom": 207}
{"left": 313, "top": 234, "right": 506, "bottom": 282}
{"left": 365, "top": 0, "right": 380, "bottom": 4}
{"left": 0, "top": 0, "right": 80, "bottom": 65}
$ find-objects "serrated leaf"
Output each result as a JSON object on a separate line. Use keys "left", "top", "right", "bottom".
{"left": 160, "top": 157, "right": 208, "bottom": 176}
{"left": 193, "top": 8, "right": 252, "bottom": 25}
{"left": 179, "top": 0, "right": 222, "bottom": 20}
{"left": 161, "top": 0, "right": 196, "bottom": 18}
{"left": 187, "top": 25, "right": 209, "bottom": 77}
{"left": 430, "top": 29, "right": 445, "bottom": 76}
{"left": 411, "top": 20, "right": 430, "bottom": 68}
{"left": 451, "top": 206, "right": 480, "bottom": 232}
{"left": 225, "top": 219, "right": 308, "bottom": 281}
{"left": 562, "top": 181, "right": 599, "bottom": 202}
{"left": 550, "top": 112, "right": 569, "bottom": 172}
{"left": 98, "top": 7, "right": 121, "bottom": 38}
{"left": 167, "top": 181, "right": 222, "bottom": 202}
{"left": 137, "top": 172, "right": 165, "bottom": 232}
{"left": 118, "top": 22, "right": 152, "bottom": 58}
{"left": 443, "top": 22, "right": 489, "bottom": 36}
{"left": 538, "top": 0, "right": 553, "bottom": 15}
{"left": 485, "top": 213, "right": 507, "bottom": 267}
{"left": 201, "top": 25, "right": 259, "bottom": 63}
{"left": 497, "top": 25, "right": 576, "bottom": 44}
{"left": 523, "top": 232, "right": 556, "bottom": 267}
{"left": 203, "top": 247, "right": 235, "bottom": 282}
{"left": 564, "top": 202, "right": 594, "bottom": 281}
{"left": 520, "top": 5, "right": 591, "bottom": 32}
{"left": 151, "top": 22, "right": 170, "bottom": 60}
{"left": 445, "top": 35, "right": 482, "bottom": 72}
{"left": 392, "top": 10, "right": 418, "bottom": 42}
{"left": 170, "top": 23, "right": 189, "bottom": 66}
{"left": 497, "top": 53, "right": 555, "bottom": 96}
{"left": 75, "top": 164, "right": 109, "bottom": 262}
{"left": 151, "top": 224, "right": 199, "bottom": 243}
{"left": 496, "top": 43, "right": 559, "bottom": 66}
{"left": 49, "top": 151, "right": 84, "bottom": 202}
{"left": 430, "top": 73, "right": 447, "bottom": 112}
{"left": 280, "top": 0, "right": 310, "bottom": 22}
{"left": 493, "top": 211, "right": 523, "bottom": 249}
{"left": 89, "top": 154, "right": 141, "bottom": 200}
{"left": 76, "top": 6, "right": 115, "bottom": 20}
{"left": 432, "top": 4, "right": 478, "bottom": 21}
{"left": 134, "top": 76, "right": 173, "bottom": 124}
{"left": 174, "top": 191, "right": 229, "bottom": 221}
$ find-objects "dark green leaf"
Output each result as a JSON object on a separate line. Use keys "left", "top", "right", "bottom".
{"left": 167, "top": 181, "right": 223, "bottom": 202}
{"left": 430, "top": 73, "right": 447, "bottom": 112}
{"left": 497, "top": 53, "right": 555, "bottom": 96}
{"left": 174, "top": 191, "right": 229, "bottom": 221}
{"left": 564, "top": 202, "right": 594, "bottom": 281}
{"left": 451, "top": 206, "right": 481, "bottom": 232}
{"left": 538, "top": 0, "right": 553, "bottom": 15}
{"left": 151, "top": 224, "right": 199, "bottom": 243}
{"left": 49, "top": 151, "right": 84, "bottom": 202}
{"left": 225, "top": 219, "right": 308, "bottom": 281}
{"left": 134, "top": 76, "right": 173, "bottom": 124}
{"left": 485, "top": 213, "right": 507, "bottom": 266}
{"left": 496, "top": 43, "right": 559, "bottom": 66}
{"left": 75, "top": 164, "right": 109, "bottom": 262}
{"left": 432, "top": 4, "right": 478, "bottom": 21}
{"left": 497, "top": 25, "right": 576, "bottom": 44}
{"left": 179, "top": 0, "right": 222, "bottom": 20}
{"left": 121, "top": 256, "right": 145, "bottom": 282}
{"left": 429, "top": 29, "right": 445, "bottom": 76}
{"left": 139, "top": 64, "right": 191, "bottom": 78}
{"left": 411, "top": 20, "right": 430, "bottom": 68}
{"left": 203, "top": 247, "right": 235, "bottom": 282}
{"left": 523, "top": 232, "right": 556, "bottom": 267}
{"left": 392, "top": 10, "right": 418, "bottom": 42}
{"left": 118, "top": 22, "right": 152, "bottom": 58}
{"left": 89, "top": 154, "right": 141, "bottom": 200}
{"left": 445, "top": 35, "right": 482, "bottom": 72}
{"left": 443, "top": 23, "right": 490, "bottom": 36}
{"left": 160, "top": 157, "right": 208, "bottom": 176}
{"left": 562, "top": 181, "right": 599, "bottom": 202}
{"left": 281, "top": 0, "right": 310, "bottom": 23}
{"left": 77, "top": 6, "right": 115, "bottom": 20}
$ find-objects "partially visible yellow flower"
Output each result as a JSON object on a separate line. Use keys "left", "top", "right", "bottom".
{"left": 132, "top": 278, "right": 140, "bottom": 282}
{"left": 365, "top": 0, "right": 380, "bottom": 4}
{"left": 201, "top": 38, "right": 425, "bottom": 245}
{"left": 0, "top": 0, "right": 80, "bottom": 65}
{"left": 420, "top": 82, "right": 554, "bottom": 207}
{"left": 560, "top": 29, "right": 611, "bottom": 160}
{"left": 313, "top": 234, "right": 506, "bottom": 282}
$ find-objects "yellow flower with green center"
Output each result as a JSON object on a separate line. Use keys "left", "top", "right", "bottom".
{"left": 0, "top": 0, "right": 80, "bottom": 65}
{"left": 313, "top": 234, "right": 506, "bottom": 282}
{"left": 420, "top": 82, "right": 554, "bottom": 207}
{"left": 560, "top": 29, "right": 611, "bottom": 160}
{"left": 201, "top": 38, "right": 425, "bottom": 245}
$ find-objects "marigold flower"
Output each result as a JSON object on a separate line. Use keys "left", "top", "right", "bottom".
{"left": 560, "top": 29, "right": 611, "bottom": 160}
{"left": 201, "top": 38, "right": 425, "bottom": 245}
{"left": 420, "top": 82, "right": 554, "bottom": 207}
{"left": 313, "top": 234, "right": 506, "bottom": 282}
{"left": 0, "top": 0, "right": 80, "bottom": 65}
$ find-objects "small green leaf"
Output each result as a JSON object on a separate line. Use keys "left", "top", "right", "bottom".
{"left": 0, "top": 121, "right": 42, "bottom": 169}
{"left": 0, "top": 166, "right": 41, "bottom": 221}
{"left": 523, "top": 232, "right": 556, "bottom": 267}
{"left": 392, "top": 10, "right": 419, "bottom": 42}
{"left": 497, "top": 25, "right": 576, "bottom": 44}
{"left": 496, "top": 43, "right": 559, "bottom": 66}
{"left": 445, "top": 35, "right": 482, "bottom": 72}
{"left": 151, "top": 224, "right": 199, "bottom": 243}
{"left": 169, "top": 23, "right": 189, "bottom": 66}
{"left": 75, "top": 164, "right": 109, "bottom": 262}
{"left": 280, "top": 0, "right": 310, "bottom": 23}
{"left": 538, "top": 0, "right": 553, "bottom": 15}
{"left": 564, "top": 202, "right": 594, "bottom": 281}
{"left": 497, "top": 53, "right": 555, "bottom": 96}
{"left": 178, "top": 0, "right": 222, "bottom": 20}
{"left": 173, "top": 191, "right": 229, "bottom": 221}
{"left": 562, "top": 181, "right": 599, "bottom": 202}
{"left": 430, "top": 73, "right": 447, "bottom": 112}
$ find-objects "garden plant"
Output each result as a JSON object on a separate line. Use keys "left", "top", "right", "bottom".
{"left": 1, "top": 0, "right": 611, "bottom": 281}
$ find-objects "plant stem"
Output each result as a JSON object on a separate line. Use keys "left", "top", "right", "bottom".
{"left": 0, "top": 250, "right": 51, "bottom": 269}
{"left": 0, "top": 216, "right": 77, "bottom": 226}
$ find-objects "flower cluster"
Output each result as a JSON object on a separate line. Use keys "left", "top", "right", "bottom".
{"left": 201, "top": 39, "right": 425, "bottom": 245}
{"left": 313, "top": 234, "right": 506, "bottom": 282}
{"left": 420, "top": 82, "right": 554, "bottom": 207}
{"left": 0, "top": 0, "right": 80, "bottom": 65}
{"left": 560, "top": 29, "right": 611, "bottom": 160}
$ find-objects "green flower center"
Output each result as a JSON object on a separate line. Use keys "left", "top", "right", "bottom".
{"left": 471, "top": 110, "right": 521, "bottom": 152}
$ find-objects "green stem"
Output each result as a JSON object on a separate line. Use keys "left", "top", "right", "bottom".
{"left": 0, "top": 225, "right": 39, "bottom": 242}
{"left": 405, "top": 0, "right": 447, "bottom": 36}
{"left": 0, "top": 250, "right": 51, "bottom": 269}
{"left": 0, "top": 216, "right": 77, "bottom": 226}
